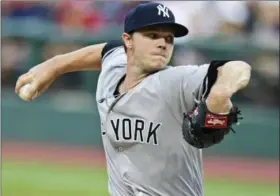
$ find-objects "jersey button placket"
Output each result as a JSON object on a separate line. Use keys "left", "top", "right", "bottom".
{"left": 101, "top": 122, "right": 106, "bottom": 135}
{"left": 118, "top": 147, "right": 123, "bottom": 152}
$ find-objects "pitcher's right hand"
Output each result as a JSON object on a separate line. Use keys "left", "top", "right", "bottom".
{"left": 15, "top": 58, "right": 60, "bottom": 101}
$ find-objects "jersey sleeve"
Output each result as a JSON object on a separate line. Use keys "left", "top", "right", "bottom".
{"left": 100, "top": 40, "right": 127, "bottom": 70}
{"left": 101, "top": 40, "right": 124, "bottom": 61}
{"left": 159, "top": 60, "right": 230, "bottom": 121}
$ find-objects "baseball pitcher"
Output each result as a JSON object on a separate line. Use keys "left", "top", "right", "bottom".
{"left": 15, "top": 2, "right": 251, "bottom": 196}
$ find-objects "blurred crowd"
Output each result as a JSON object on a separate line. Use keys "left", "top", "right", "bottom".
{"left": 2, "top": 1, "right": 279, "bottom": 105}
{"left": 2, "top": 1, "right": 146, "bottom": 31}
{"left": 2, "top": 1, "right": 279, "bottom": 36}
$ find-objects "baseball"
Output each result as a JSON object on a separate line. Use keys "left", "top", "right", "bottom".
{"left": 19, "top": 83, "right": 37, "bottom": 101}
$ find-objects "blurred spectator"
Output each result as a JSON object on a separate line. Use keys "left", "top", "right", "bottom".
{"left": 2, "top": 38, "right": 31, "bottom": 86}
{"left": 243, "top": 1, "right": 259, "bottom": 35}
{"left": 95, "top": 2, "right": 126, "bottom": 24}
{"left": 92, "top": 1, "right": 149, "bottom": 25}
{"left": 246, "top": 1, "right": 279, "bottom": 82}
{"left": 214, "top": 1, "right": 249, "bottom": 36}
{"left": 115, "top": 1, "right": 150, "bottom": 24}
{"left": 157, "top": 1, "right": 251, "bottom": 38}
{"left": 3, "top": 1, "right": 53, "bottom": 21}
{"left": 54, "top": 1, "right": 105, "bottom": 34}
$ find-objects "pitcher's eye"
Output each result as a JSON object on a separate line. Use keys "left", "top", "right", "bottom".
{"left": 165, "top": 35, "right": 174, "bottom": 44}
{"left": 147, "top": 33, "right": 158, "bottom": 39}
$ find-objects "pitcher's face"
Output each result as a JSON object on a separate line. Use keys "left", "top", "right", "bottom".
{"left": 123, "top": 25, "right": 175, "bottom": 73}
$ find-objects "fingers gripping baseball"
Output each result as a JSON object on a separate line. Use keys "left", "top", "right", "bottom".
{"left": 15, "top": 72, "right": 40, "bottom": 101}
{"left": 15, "top": 62, "right": 58, "bottom": 101}
{"left": 16, "top": 72, "right": 34, "bottom": 93}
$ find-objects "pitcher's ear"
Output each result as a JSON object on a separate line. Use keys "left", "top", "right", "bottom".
{"left": 122, "top": 32, "right": 133, "bottom": 49}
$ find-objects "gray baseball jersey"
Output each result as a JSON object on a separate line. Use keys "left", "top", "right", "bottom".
{"left": 96, "top": 42, "right": 219, "bottom": 196}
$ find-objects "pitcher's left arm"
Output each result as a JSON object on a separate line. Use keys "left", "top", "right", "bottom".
{"left": 182, "top": 60, "right": 251, "bottom": 149}
{"left": 206, "top": 61, "right": 251, "bottom": 114}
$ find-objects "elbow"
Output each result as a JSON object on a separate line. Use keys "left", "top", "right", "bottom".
{"left": 230, "top": 61, "right": 252, "bottom": 83}
{"left": 213, "top": 60, "right": 252, "bottom": 97}
{"left": 234, "top": 60, "right": 251, "bottom": 70}
{"left": 219, "top": 60, "right": 252, "bottom": 82}
{"left": 225, "top": 60, "right": 251, "bottom": 72}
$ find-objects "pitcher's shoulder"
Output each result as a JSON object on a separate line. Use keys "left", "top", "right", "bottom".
{"left": 101, "top": 41, "right": 127, "bottom": 70}
{"left": 101, "top": 40, "right": 124, "bottom": 60}
{"left": 158, "top": 64, "right": 209, "bottom": 77}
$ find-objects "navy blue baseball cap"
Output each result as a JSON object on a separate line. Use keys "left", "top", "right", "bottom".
{"left": 124, "top": 2, "right": 189, "bottom": 37}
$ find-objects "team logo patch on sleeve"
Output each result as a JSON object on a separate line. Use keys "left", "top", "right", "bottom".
{"left": 204, "top": 113, "right": 228, "bottom": 129}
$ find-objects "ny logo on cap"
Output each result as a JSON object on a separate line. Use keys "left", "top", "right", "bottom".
{"left": 157, "top": 4, "right": 170, "bottom": 18}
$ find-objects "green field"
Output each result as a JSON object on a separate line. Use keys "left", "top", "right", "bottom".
{"left": 2, "top": 161, "right": 279, "bottom": 196}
